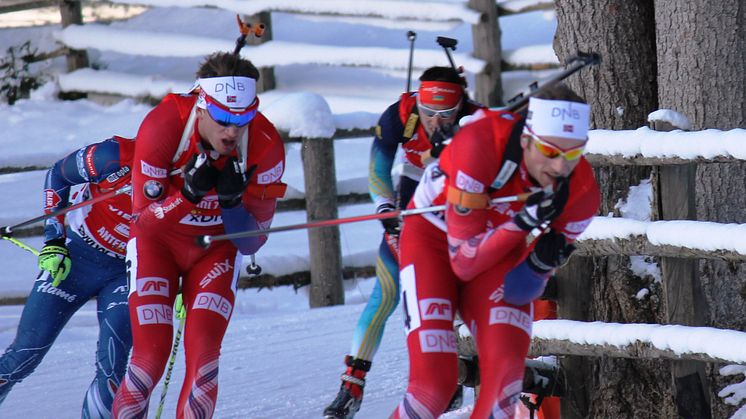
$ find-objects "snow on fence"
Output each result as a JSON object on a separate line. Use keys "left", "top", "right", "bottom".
{"left": 32, "top": 0, "right": 558, "bottom": 106}
{"left": 460, "top": 320, "right": 746, "bottom": 365}
{"left": 53, "top": 24, "right": 488, "bottom": 72}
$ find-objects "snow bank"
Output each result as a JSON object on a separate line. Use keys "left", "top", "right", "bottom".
{"left": 262, "top": 92, "right": 335, "bottom": 138}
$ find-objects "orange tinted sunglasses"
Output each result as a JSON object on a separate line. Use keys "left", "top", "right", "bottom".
{"left": 525, "top": 130, "right": 585, "bottom": 161}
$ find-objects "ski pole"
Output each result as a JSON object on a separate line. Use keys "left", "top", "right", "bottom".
{"left": 1, "top": 236, "right": 39, "bottom": 256}
{"left": 155, "top": 293, "right": 187, "bottom": 419}
{"left": 0, "top": 184, "right": 132, "bottom": 237}
{"left": 246, "top": 254, "right": 262, "bottom": 276}
{"left": 436, "top": 36, "right": 458, "bottom": 71}
{"left": 405, "top": 30, "right": 417, "bottom": 92}
{"left": 197, "top": 192, "right": 531, "bottom": 248}
{"left": 505, "top": 52, "right": 601, "bottom": 113}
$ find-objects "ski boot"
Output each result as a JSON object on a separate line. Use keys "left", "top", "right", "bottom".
{"left": 323, "top": 356, "right": 371, "bottom": 419}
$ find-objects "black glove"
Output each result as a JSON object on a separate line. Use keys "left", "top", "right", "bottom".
{"left": 216, "top": 157, "right": 257, "bottom": 208}
{"left": 181, "top": 154, "right": 219, "bottom": 204}
{"left": 527, "top": 230, "right": 576, "bottom": 273}
{"left": 428, "top": 124, "right": 457, "bottom": 159}
{"left": 377, "top": 203, "right": 401, "bottom": 235}
{"left": 513, "top": 177, "right": 570, "bottom": 231}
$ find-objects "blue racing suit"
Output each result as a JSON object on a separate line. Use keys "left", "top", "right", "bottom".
{"left": 0, "top": 137, "right": 134, "bottom": 419}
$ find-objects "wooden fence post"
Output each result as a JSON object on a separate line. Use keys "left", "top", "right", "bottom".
{"left": 59, "top": 0, "right": 88, "bottom": 72}
{"left": 244, "top": 11, "right": 276, "bottom": 93}
{"left": 555, "top": 257, "right": 593, "bottom": 419}
{"left": 468, "top": 0, "right": 503, "bottom": 106}
{"left": 652, "top": 116, "right": 711, "bottom": 418}
{"left": 301, "top": 136, "right": 344, "bottom": 308}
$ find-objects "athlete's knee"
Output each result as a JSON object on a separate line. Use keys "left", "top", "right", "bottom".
{"left": 0, "top": 346, "right": 46, "bottom": 382}
{"left": 126, "top": 350, "right": 170, "bottom": 387}
{"left": 391, "top": 391, "right": 441, "bottom": 419}
{"left": 406, "top": 345, "right": 458, "bottom": 414}
{"left": 374, "top": 264, "right": 401, "bottom": 309}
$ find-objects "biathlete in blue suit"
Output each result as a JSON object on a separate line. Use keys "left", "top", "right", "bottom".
{"left": 0, "top": 136, "right": 135, "bottom": 418}
{"left": 324, "top": 67, "right": 485, "bottom": 419}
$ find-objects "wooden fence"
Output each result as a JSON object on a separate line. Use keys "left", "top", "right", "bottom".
{"left": 3, "top": 0, "right": 556, "bottom": 106}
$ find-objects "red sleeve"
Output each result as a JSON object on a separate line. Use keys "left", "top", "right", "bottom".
{"left": 444, "top": 115, "right": 531, "bottom": 281}
{"left": 549, "top": 160, "right": 600, "bottom": 242}
{"left": 241, "top": 117, "right": 286, "bottom": 241}
{"left": 131, "top": 98, "right": 197, "bottom": 232}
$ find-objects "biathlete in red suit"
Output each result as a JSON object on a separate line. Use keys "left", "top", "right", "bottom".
{"left": 325, "top": 67, "right": 485, "bottom": 419}
{"left": 112, "top": 53, "right": 286, "bottom": 419}
{"left": 391, "top": 85, "right": 600, "bottom": 419}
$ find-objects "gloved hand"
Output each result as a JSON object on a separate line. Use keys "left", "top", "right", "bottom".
{"left": 513, "top": 177, "right": 570, "bottom": 231}
{"left": 216, "top": 157, "right": 257, "bottom": 208}
{"left": 428, "top": 124, "right": 457, "bottom": 159}
{"left": 377, "top": 203, "right": 401, "bottom": 235}
{"left": 38, "top": 238, "right": 71, "bottom": 287}
{"left": 182, "top": 153, "right": 219, "bottom": 204}
{"left": 527, "top": 230, "right": 576, "bottom": 273}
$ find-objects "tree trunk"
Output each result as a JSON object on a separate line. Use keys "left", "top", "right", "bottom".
{"left": 655, "top": 1, "right": 746, "bottom": 417}
{"left": 468, "top": 0, "right": 502, "bottom": 106}
{"left": 554, "top": 1, "right": 672, "bottom": 418}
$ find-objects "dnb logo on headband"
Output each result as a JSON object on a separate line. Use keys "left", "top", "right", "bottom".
{"left": 525, "top": 97, "right": 590, "bottom": 141}
{"left": 198, "top": 76, "right": 256, "bottom": 110}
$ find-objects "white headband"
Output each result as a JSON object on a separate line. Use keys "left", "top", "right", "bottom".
{"left": 196, "top": 76, "right": 256, "bottom": 110}
{"left": 524, "top": 97, "right": 590, "bottom": 141}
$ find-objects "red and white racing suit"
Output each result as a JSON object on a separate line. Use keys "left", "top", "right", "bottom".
{"left": 391, "top": 110, "right": 600, "bottom": 419}
{"left": 112, "top": 93, "right": 286, "bottom": 418}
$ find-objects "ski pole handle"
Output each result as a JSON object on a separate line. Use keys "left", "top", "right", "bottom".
{"left": 405, "top": 30, "right": 417, "bottom": 92}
